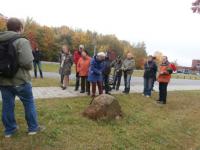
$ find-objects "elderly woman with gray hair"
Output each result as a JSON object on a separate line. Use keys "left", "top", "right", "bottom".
{"left": 88, "top": 52, "right": 106, "bottom": 97}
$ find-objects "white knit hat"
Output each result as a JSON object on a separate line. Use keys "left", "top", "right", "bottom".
{"left": 97, "top": 52, "right": 106, "bottom": 57}
{"left": 79, "top": 44, "right": 84, "bottom": 49}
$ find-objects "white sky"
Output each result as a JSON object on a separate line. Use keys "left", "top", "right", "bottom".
{"left": 1, "top": 0, "right": 199, "bottom": 66}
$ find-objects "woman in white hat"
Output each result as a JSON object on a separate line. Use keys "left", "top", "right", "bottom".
{"left": 88, "top": 52, "right": 106, "bottom": 97}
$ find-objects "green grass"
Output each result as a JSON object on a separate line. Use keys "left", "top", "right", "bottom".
{"left": 40, "top": 63, "right": 60, "bottom": 73}
{"left": 32, "top": 78, "right": 60, "bottom": 87}
{"left": 32, "top": 78, "right": 75, "bottom": 87}
{"left": 0, "top": 91, "right": 200, "bottom": 150}
{"left": 34, "top": 63, "right": 76, "bottom": 74}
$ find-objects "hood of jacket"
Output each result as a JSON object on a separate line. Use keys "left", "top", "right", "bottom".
{"left": 0, "top": 31, "right": 19, "bottom": 42}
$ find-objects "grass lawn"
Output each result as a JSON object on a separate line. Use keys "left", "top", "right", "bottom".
{"left": 40, "top": 63, "right": 60, "bottom": 73}
{"left": 0, "top": 91, "right": 200, "bottom": 150}
{"left": 32, "top": 78, "right": 60, "bottom": 87}
{"left": 31, "top": 78, "right": 75, "bottom": 87}
{"left": 35, "top": 63, "right": 76, "bottom": 74}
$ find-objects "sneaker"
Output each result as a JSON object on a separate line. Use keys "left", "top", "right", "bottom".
{"left": 28, "top": 126, "right": 46, "bottom": 136}
{"left": 5, "top": 134, "right": 12, "bottom": 138}
{"left": 146, "top": 95, "right": 150, "bottom": 98}
{"left": 142, "top": 94, "right": 145, "bottom": 96}
{"left": 4, "top": 127, "right": 19, "bottom": 138}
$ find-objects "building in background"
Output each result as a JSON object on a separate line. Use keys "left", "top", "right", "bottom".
{"left": 192, "top": 60, "right": 200, "bottom": 72}
{"left": 177, "top": 59, "right": 200, "bottom": 74}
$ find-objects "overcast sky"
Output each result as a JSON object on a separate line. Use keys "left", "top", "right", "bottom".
{"left": 1, "top": 0, "right": 199, "bottom": 66}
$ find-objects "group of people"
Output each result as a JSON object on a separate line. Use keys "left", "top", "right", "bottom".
{"left": 0, "top": 17, "right": 175, "bottom": 138}
{"left": 58, "top": 44, "right": 135, "bottom": 97}
{"left": 59, "top": 44, "right": 175, "bottom": 105}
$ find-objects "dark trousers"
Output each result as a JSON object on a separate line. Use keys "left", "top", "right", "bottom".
{"left": 143, "top": 78, "right": 153, "bottom": 96}
{"left": 151, "top": 76, "right": 156, "bottom": 90}
{"left": 60, "top": 74, "right": 64, "bottom": 84}
{"left": 33, "top": 61, "right": 43, "bottom": 78}
{"left": 113, "top": 75, "right": 122, "bottom": 90}
{"left": 92, "top": 81, "right": 103, "bottom": 96}
{"left": 75, "top": 72, "right": 80, "bottom": 90}
{"left": 103, "top": 75, "right": 110, "bottom": 93}
{"left": 159, "top": 82, "right": 168, "bottom": 103}
{"left": 80, "top": 76, "right": 90, "bottom": 94}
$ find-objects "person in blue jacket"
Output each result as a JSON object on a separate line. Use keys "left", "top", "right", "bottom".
{"left": 88, "top": 52, "right": 106, "bottom": 97}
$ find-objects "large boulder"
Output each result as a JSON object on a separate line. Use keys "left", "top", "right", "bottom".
{"left": 83, "top": 94, "right": 123, "bottom": 120}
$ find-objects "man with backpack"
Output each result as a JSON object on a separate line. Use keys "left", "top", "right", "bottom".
{"left": 0, "top": 18, "right": 43, "bottom": 138}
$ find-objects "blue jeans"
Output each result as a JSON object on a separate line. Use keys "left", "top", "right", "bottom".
{"left": 113, "top": 75, "right": 122, "bottom": 89}
{"left": 143, "top": 78, "right": 153, "bottom": 96}
{"left": 124, "top": 73, "right": 132, "bottom": 90}
{"left": 0, "top": 83, "right": 38, "bottom": 135}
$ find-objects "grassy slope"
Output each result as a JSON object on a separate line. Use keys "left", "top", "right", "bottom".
{"left": 0, "top": 91, "right": 200, "bottom": 150}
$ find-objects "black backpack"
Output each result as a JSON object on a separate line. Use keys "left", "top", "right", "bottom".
{"left": 0, "top": 35, "right": 22, "bottom": 78}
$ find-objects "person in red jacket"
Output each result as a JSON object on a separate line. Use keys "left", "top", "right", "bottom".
{"left": 77, "top": 50, "right": 91, "bottom": 95}
{"left": 73, "top": 44, "right": 84, "bottom": 91}
{"left": 157, "top": 56, "right": 173, "bottom": 104}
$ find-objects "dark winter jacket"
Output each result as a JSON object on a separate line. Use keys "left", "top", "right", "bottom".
{"left": 143, "top": 60, "right": 157, "bottom": 78}
{"left": 102, "top": 57, "right": 111, "bottom": 75}
{"left": 33, "top": 50, "right": 42, "bottom": 62}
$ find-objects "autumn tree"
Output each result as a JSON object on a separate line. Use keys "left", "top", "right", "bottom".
{"left": 0, "top": 15, "right": 7, "bottom": 31}
{"left": 132, "top": 42, "right": 147, "bottom": 69}
{"left": 23, "top": 17, "right": 40, "bottom": 49}
{"left": 21, "top": 18, "right": 147, "bottom": 64}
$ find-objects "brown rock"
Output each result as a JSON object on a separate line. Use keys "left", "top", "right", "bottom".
{"left": 83, "top": 94, "right": 123, "bottom": 120}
